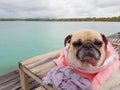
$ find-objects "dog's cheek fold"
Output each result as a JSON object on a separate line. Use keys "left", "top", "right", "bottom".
{"left": 76, "top": 49, "right": 84, "bottom": 60}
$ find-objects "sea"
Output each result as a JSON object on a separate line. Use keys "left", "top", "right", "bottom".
{"left": 0, "top": 21, "right": 120, "bottom": 75}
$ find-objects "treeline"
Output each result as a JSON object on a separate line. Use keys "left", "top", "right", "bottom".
{"left": 0, "top": 16, "right": 120, "bottom": 22}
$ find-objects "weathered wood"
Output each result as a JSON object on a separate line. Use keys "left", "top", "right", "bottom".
{"left": 19, "top": 68, "right": 30, "bottom": 90}
{"left": 20, "top": 64, "right": 54, "bottom": 90}
{"left": 35, "top": 86, "right": 47, "bottom": 90}
{"left": 112, "top": 43, "right": 120, "bottom": 46}
{"left": 30, "top": 61, "right": 56, "bottom": 78}
{"left": 26, "top": 54, "right": 59, "bottom": 69}
{"left": 0, "top": 71, "right": 19, "bottom": 85}
{"left": 0, "top": 70, "right": 40, "bottom": 90}
{"left": 0, "top": 76, "right": 20, "bottom": 90}
{"left": 29, "top": 80, "right": 40, "bottom": 90}
{"left": 2, "top": 81, "right": 21, "bottom": 90}
{"left": 19, "top": 50, "right": 60, "bottom": 90}
{"left": 21, "top": 50, "right": 61, "bottom": 65}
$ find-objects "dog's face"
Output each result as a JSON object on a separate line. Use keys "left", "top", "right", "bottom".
{"left": 64, "top": 30, "right": 108, "bottom": 70}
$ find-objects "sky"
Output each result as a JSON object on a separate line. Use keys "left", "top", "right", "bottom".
{"left": 0, "top": 0, "right": 120, "bottom": 18}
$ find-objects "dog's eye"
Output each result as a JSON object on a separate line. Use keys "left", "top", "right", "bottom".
{"left": 73, "top": 41, "right": 82, "bottom": 47}
{"left": 94, "top": 40, "right": 103, "bottom": 47}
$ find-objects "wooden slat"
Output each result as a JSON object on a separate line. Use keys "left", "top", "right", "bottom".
{"left": 35, "top": 86, "right": 47, "bottom": 90}
{"left": 29, "top": 80, "right": 40, "bottom": 90}
{"left": 19, "top": 68, "right": 30, "bottom": 90}
{"left": 20, "top": 64, "right": 54, "bottom": 90}
{"left": 112, "top": 43, "right": 120, "bottom": 46}
{"left": 0, "top": 72, "right": 19, "bottom": 85}
{"left": 30, "top": 61, "right": 54, "bottom": 74}
{"left": 0, "top": 76, "right": 20, "bottom": 90}
{"left": 3, "top": 82, "right": 21, "bottom": 90}
{"left": 21, "top": 50, "right": 61, "bottom": 65}
{"left": 33, "top": 62, "right": 56, "bottom": 78}
{"left": 0, "top": 70, "right": 41, "bottom": 90}
{"left": 26, "top": 54, "right": 59, "bottom": 69}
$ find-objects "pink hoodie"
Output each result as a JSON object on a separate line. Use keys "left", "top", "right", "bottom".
{"left": 54, "top": 42, "right": 120, "bottom": 90}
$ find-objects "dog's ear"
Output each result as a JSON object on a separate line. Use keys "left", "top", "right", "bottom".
{"left": 101, "top": 33, "right": 108, "bottom": 48}
{"left": 64, "top": 34, "right": 72, "bottom": 46}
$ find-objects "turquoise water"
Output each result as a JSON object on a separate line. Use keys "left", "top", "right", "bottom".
{"left": 0, "top": 21, "right": 120, "bottom": 75}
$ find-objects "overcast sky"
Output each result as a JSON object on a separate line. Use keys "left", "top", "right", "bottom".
{"left": 0, "top": 0, "right": 120, "bottom": 18}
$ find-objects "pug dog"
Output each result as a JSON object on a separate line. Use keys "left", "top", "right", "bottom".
{"left": 43, "top": 29, "right": 120, "bottom": 90}
{"left": 64, "top": 29, "right": 108, "bottom": 70}
{"left": 64, "top": 29, "right": 120, "bottom": 90}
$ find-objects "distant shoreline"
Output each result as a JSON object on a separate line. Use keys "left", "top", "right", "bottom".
{"left": 0, "top": 16, "right": 120, "bottom": 22}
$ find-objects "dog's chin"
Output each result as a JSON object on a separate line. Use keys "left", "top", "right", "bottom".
{"left": 81, "top": 56, "right": 98, "bottom": 66}
{"left": 77, "top": 59, "right": 99, "bottom": 70}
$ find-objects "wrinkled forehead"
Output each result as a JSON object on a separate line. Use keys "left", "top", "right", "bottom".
{"left": 71, "top": 30, "right": 103, "bottom": 42}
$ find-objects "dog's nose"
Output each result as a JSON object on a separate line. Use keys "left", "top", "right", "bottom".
{"left": 83, "top": 43, "right": 93, "bottom": 49}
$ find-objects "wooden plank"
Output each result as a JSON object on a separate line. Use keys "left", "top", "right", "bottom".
{"left": 3, "top": 82, "right": 21, "bottom": 90}
{"left": 20, "top": 64, "right": 54, "bottom": 90}
{"left": 35, "top": 62, "right": 56, "bottom": 78}
{"left": 26, "top": 54, "right": 59, "bottom": 69}
{"left": 20, "top": 51, "right": 60, "bottom": 90}
{"left": 0, "top": 76, "right": 20, "bottom": 90}
{"left": 29, "top": 80, "right": 40, "bottom": 90}
{"left": 2, "top": 77, "right": 39, "bottom": 90}
{"left": 112, "top": 43, "right": 120, "bottom": 46}
{"left": 35, "top": 86, "right": 47, "bottom": 90}
{"left": 0, "top": 70, "right": 39, "bottom": 90}
{"left": 0, "top": 71, "right": 17, "bottom": 79}
{"left": 19, "top": 68, "right": 30, "bottom": 90}
{"left": 30, "top": 61, "right": 56, "bottom": 78}
{"left": 21, "top": 50, "right": 61, "bottom": 65}
{"left": 0, "top": 72, "right": 19, "bottom": 85}
{"left": 108, "top": 38, "right": 119, "bottom": 42}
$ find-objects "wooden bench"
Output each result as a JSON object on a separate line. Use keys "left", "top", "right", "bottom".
{"left": 19, "top": 50, "right": 61, "bottom": 90}
{"left": 19, "top": 36, "right": 120, "bottom": 90}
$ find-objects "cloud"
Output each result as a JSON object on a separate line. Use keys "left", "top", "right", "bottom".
{"left": 0, "top": 0, "right": 120, "bottom": 18}
{"left": 95, "top": 0, "right": 120, "bottom": 8}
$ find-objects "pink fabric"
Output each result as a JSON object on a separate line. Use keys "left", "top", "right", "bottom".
{"left": 54, "top": 42, "right": 120, "bottom": 90}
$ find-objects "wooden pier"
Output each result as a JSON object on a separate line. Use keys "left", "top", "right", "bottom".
{"left": 0, "top": 32, "right": 120, "bottom": 90}
{"left": 0, "top": 70, "right": 40, "bottom": 90}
